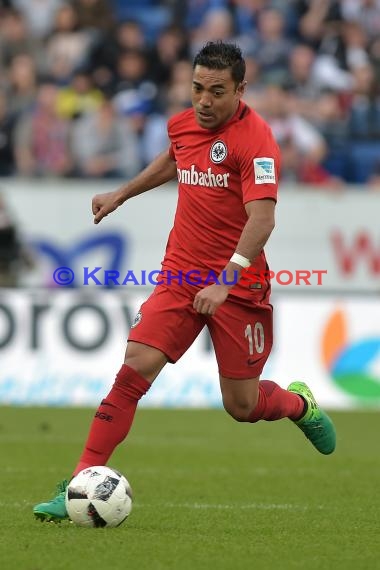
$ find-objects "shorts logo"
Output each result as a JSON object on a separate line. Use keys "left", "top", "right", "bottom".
{"left": 131, "top": 310, "right": 142, "bottom": 328}
{"left": 253, "top": 157, "right": 276, "bottom": 184}
{"left": 210, "top": 140, "right": 227, "bottom": 163}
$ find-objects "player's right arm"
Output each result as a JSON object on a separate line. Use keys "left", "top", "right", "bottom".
{"left": 92, "top": 148, "right": 177, "bottom": 224}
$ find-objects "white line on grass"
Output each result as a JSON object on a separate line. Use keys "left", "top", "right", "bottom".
{"left": 136, "top": 502, "right": 319, "bottom": 511}
{"left": 1, "top": 501, "right": 323, "bottom": 511}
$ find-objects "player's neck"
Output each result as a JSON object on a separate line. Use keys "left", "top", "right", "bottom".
{"left": 217, "top": 101, "right": 243, "bottom": 131}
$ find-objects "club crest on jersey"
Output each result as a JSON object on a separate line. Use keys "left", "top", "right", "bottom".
{"left": 210, "top": 140, "right": 227, "bottom": 163}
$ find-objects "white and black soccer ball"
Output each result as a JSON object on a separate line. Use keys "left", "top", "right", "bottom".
{"left": 65, "top": 466, "right": 133, "bottom": 528}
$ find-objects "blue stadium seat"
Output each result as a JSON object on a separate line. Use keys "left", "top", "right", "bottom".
{"left": 112, "top": 0, "right": 171, "bottom": 43}
{"left": 349, "top": 142, "right": 380, "bottom": 184}
{"left": 323, "top": 147, "right": 350, "bottom": 180}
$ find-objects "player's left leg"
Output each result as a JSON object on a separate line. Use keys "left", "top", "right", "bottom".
{"left": 208, "top": 299, "right": 305, "bottom": 422}
{"left": 208, "top": 297, "right": 336, "bottom": 454}
{"left": 219, "top": 376, "right": 305, "bottom": 423}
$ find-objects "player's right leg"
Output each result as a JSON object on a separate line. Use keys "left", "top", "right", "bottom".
{"left": 33, "top": 342, "right": 166, "bottom": 522}
{"left": 33, "top": 283, "right": 204, "bottom": 522}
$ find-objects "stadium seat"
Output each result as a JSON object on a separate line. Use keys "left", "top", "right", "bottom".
{"left": 348, "top": 141, "right": 380, "bottom": 184}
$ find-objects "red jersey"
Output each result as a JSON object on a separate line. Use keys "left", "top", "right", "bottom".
{"left": 162, "top": 101, "right": 280, "bottom": 299}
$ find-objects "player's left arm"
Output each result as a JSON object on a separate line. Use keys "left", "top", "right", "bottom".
{"left": 193, "top": 122, "right": 279, "bottom": 315}
{"left": 193, "top": 199, "right": 275, "bottom": 315}
{"left": 235, "top": 198, "right": 275, "bottom": 256}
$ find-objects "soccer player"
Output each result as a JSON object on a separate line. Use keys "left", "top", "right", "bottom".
{"left": 33, "top": 41, "right": 336, "bottom": 522}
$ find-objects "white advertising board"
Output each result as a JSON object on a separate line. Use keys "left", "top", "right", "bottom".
{"left": 0, "top": 179, "right": 379, "bottom": 292}
{"left": 267, "top": 190, "right": 380, "bottom": 293}
{"left": 0, "top": 289, "right": 379, "bottom": 409}
{"left": 269, "top": 294, "right": 380, "bottom": 409}
{"left": 0, "top": 289, "right": 221, "bottom": 407}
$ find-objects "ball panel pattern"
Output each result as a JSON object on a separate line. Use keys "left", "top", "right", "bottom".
{"left": 65, "top": 466, "right": 133, "bottom": 528}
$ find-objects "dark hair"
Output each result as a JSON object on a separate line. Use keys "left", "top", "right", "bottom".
{"left": 193, "top": 41, "right": 246, "bottom": 86}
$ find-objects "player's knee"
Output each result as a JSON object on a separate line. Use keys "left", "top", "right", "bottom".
{"left": 124, "top": 343, "right": 167, "bottom": 383}
{"left": 124, "top": 355, "right": 154, "bottom": 382}
{"left": 223, "top": 399, "right": 254, "bottom": 422}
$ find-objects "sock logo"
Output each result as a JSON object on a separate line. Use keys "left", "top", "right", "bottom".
{"left": 95, "top": 411, "right": 113, "bottom": 422}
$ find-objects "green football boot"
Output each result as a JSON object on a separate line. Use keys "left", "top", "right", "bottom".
{"left": 287, "top": 381, "right": 336, "bottom": 455}
{"left": 33, "top": 480, "right": 69, "bottom": 522}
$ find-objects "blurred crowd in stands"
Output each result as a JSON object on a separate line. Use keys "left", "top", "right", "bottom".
{"left": 0, "top": 0, "right": 379, "bottom": 187}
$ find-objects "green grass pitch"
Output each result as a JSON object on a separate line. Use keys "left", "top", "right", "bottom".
{"left": 0, "top": 407, "right": 378, "bottom": 570}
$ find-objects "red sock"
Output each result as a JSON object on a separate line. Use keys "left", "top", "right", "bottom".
{"left": 248, "top": 380, "right": 304, "bottom": 423}
{"left": 73, "top": 365, "right": 151, "bottom": 476}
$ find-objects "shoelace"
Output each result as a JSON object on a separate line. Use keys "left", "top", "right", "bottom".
{"left": 301, "top": 420, "right": 324, "bottom": 434}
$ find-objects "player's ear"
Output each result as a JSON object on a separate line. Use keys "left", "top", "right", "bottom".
{"left": 236, "top": 81, "right": 247, "bottom": 98}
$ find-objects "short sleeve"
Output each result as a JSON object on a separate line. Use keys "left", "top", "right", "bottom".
{"left": 238, "top": 126, "right": 280, "bottom": 204}
{"left": 167, "top": 116, "right": 176, "bottom": 160}
{"left": 168, "top": 142, "right": 175, "bottom": 160}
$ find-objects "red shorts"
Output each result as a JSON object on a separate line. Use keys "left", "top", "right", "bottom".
{"left": 128, "top": 283, "right": 273, "bottom": 379}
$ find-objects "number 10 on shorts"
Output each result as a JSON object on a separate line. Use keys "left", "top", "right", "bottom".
{"left": 245, "top": 323, "right": 265, "bottom": 355}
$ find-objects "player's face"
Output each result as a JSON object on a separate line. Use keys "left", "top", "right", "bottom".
{"left": 192, "top": 65, "right": 245, "bottom": 130}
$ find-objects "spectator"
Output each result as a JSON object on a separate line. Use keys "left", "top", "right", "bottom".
{"left": 0, "top": 90, "right": 16, "bottom": 175}
{"left": 149, "top": 25, "right": 189, "bottom": 88}
{"left": 0, "top": 9, "right": 44, "bottom": 73}
{"left": 71, "top": 98, "right": 141, "bottom": 178}
{"left": 190, "top": 8, "right": 235, "bottom": 56}
{"left": 0, "top": 193, "right": 35, "bottom": 287}
{"left": 112, "top": 0, "right": 172, "bottom": 43}
{"left": 6, "top": 53, "right": 38, "bottom": 118}
{"left": 56, "top": 70, "right": 104, "bottom": 120}
{"left": 45, "top": 4, "right": 94, "bottom": 85}
{"left": 257, "top": 84, "right": 341, "bottom": 185}
{"left": 13, "top": 82, "right": 73, "bottom": 176}
{"left": 113, "top": 49, "right": 157, "bottom": 116}
{"left": 160, "top": 59, "right": 193, "bottom": 110}
{"left": 249, "top": 7, "right": 293, "bottom": 84}
{"left": 313, "top": 89, "right": 350, "bottom": 180}
{"left": 368, "top": 160, "right": 380, "bottom": 188}
{"left": 114, "top": 19, "right": 146, "bottom": 51}
{"left": 12, "top": 0, "right": 64, "bottom": 40}
{"left": 88, "top": 20, "right": 147, "bottom": 94}
{"left": 340, "top": 21, "right": 370, "bottom": 71}
{"left": 295, "top": 0, "right": 343, "bottom": 48}
{"left": 348, "top": 63, "right": 380, "bottom": 140}
{"left": 185, "top": 0, "right": 228, "bottom": 31}
{"left": 0, "top": 0, "right": 378, "bottom": 184}
{"left": 72, "top": 0, "right": 115, "bottom": 33}
{"left": 341, "top": 0, "right": 380, "bottom": 40}
{"left": 142, "top": 62, "right": 193, "bottom": 164}
{"left": 369, "top": 36, "right": 380, "bottom": 84}
{"left": 285, "top": 43, "right": 351, "bottom": 145}
{"left": 229, "top": 0, "right": 268, "bottom": 36}
{"left": 347, "top": 62, "right": 380, "bottom": 183}
{"left": 286, "top": 44, "right": 319, "bottom": 102}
